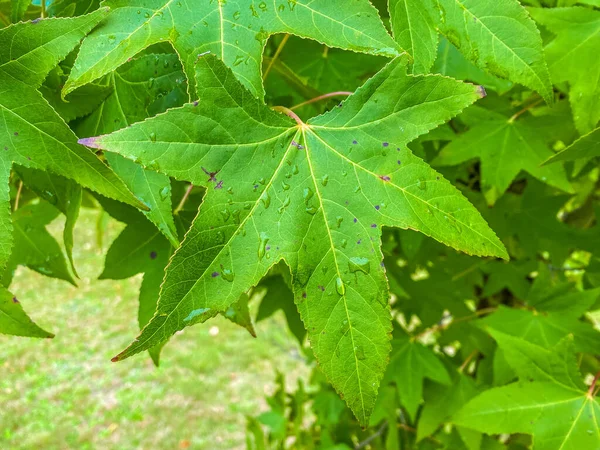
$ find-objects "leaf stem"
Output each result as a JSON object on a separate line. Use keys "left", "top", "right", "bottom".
{"left": 174, "top": 183, "right": 194, "bottom": 215}
{"left": 41, "top": 0, "right": 46, "bottom": 18}
{"left": 263, "top": 34, "right": 289, "bottom": 82}
{"left": 272, "top": 106, "right": 305, "bottom": 127}
{"left": 290, "top": 91, "right": 353, "bottom": 111}
{"left": 508, "top": 98, "right": 543, "bottom": 123}
{"left": 459, "top": 349, "right": 479, "bottom": 373}
{"left": 414, "top": 307, "right": 497, "bottom": 339}
{"left": 13, "top": 180, "right": 23, "bottom": 211}
{"left": 355, "top": 421, "right": 388, "bottom": 449}
{"left": 587, "top": 371, "right": 600, "bottom": 398}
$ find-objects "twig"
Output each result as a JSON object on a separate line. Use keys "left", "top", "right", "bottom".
{"left": 174, "top": 183, "right": 194, "bottom": 215}
{"left": 508, "top": 98, "right": 543, "bottom": 123}
{"left": 272, "top": 106, "right": 305, "bottom": 127}
{"left": 587, "top": 371, "right": 600, "bottom": 398}
{"left": 459, "top": 349, "right": 479, "bottom": 373}
{"left": 414, "top": 307, "right": 497, "bottom": 340}
{"left": 13, "top": 180, "right": 23, "bottom": 211}
{"left": 263, "top": 34, "right": 289, "bottom": 82}
{"left": 355, "top": 421, "right": 388, "bottom": 449}
{"left": 290, "top": 91, "right": 353, "bottom": 111}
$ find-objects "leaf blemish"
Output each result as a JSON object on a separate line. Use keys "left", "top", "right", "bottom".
{"left": 12, "top": 296, "right": 19, "bottom": 303}
{"left": 379, "top": 175, "right": 391, "bottom": 181}
{"left": 211, "top": 271, "right": 219, "bottom": 278}
{"left": 150, "top": 251, "right": 157, "bottom": 259}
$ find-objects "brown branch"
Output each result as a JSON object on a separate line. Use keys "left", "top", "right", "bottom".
{"left": 414, "top": 307, "right": 497, "bottom": 340}
{"left": 508, "top": 98, "right": 543, "bottom": 123}
{"left": 290, "top": 91, "right": 353, "bottom": 111}
{"left": 588, "top": 371, "right": 600, "bottom": 398}
{"left": 263, "top": 34, "right": 290, "bottom": 82}
{"left": 174, "top": 183, "right": 194, "bottom": 215}
{"left": 272, "top": 105, "right": 305, "bottom": 127}
{"left": 13, "top": 180, "right": 23, "bottom": 211}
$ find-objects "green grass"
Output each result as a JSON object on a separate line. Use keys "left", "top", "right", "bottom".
{"left": 0, "top": 208, "right": 308, "bottom": 450}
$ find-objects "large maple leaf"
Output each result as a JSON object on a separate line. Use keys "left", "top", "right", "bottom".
{"left": 529, "top": 6, "right": 600, "bottom": 134}
{"left": 64, "top": 0, "right": 401, "bottom": 98}
{"left": 455, "top": 332, "right": 600, "bottom": 450}
{"left": 80, "top": 55, "right": 507, "bottom": 424}
{"left": 0, "top": 10, "right": 145, "bottom": 270}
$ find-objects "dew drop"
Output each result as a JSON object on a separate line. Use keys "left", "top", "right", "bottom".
{"left": 341, "top": 239, "right": 348, "bottom": 249}
{"left": 303, "top": 187, "right": 314, "bottom": 205}
{"left": 335, "top": 277, "right": 346, "bottom": 296}
{"left": 220, "top": 209, "right": 230, "bottom": 222}
{"left": 417, "top": 178, "right": 427, "bottom": 190}
{"left": 221, "top": 266, "right": 235, "bottom": 282}
{"left": 335, "top": 216, "right": 343, "bottom": 228}
{"left": 261, "top": 192, "right": 271, "bottom": 209}
{"left": 340, "top": 319, "right": 349, "bottom": 334}
{"left": 292, "top": 164, "right": 299, "bottom": 175}
{"left": 149, "top": 132, "right": 157, "bottom": 142}
{"left": 159, "top": 186, "right": 169, "bottom": 201}
{"left": 278, "top": 196, "right": 291, "bottom": 214}
{"left": 355, "top": 345, "right": 366, "bottom": 360}
{"left": 258, "top": 232, "right": 269, "bottom": 260}
{"left": 281, "top": 181, "right": 290, "bottom": 191}
{"left": 321, "top": 174, "right": 329, "bottom": 186}
{"left": 348, "top": 257, "right": 370, "bottom": 274}
{"left": 305, "top": 206, "right": 317, "bottom": 215}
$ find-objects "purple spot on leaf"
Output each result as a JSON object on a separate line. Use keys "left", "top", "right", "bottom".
{"left": 215, "top": 180, "right": 223, "bottom": 189}
{"left": 318, "top": 285, "right": 325, "bottom": 292}
{"left": 375, "top": 205, "right": 380, "bottom": 210}
{"left": 382, "top": 142, "right": 389, "bottom": 147}
{"left": 371, "top": 224, "right": 376, "bottom": 228}
{"left": 302, "top": 292, "right": 307, "bottom": 298}
{"left": 193, "top": 101, "right": 199, "bottom": 106}
{"left": 397, "top": 160, "right": 401, "bottom": 165}
{"left": 150, "top": 251, "right": 157, "bottom": 259}
{"left": 357, "top": 239, "right": 362, "bottom": 244}
{"left": 352, "top": 140, "right": 358, "bottom": 145}
{"left": 379, "top": 175, "right": 390, "bottom": 182}
{"left": 353, "top": 218, "right": 357, "bottom": 223}
{"left": 211, "top": 272, "right": 220, "bottom": 278}
{"left": 12, "top": 296, "right": 19, "bottom": 303}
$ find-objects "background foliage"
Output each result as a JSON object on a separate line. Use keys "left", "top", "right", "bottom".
{"left": 2, "top": 0, "right": 600, "bottom": 449}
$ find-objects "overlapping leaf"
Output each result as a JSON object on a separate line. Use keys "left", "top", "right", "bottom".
{"left": 76, "top": 52, "right": 189, "bottom": 246}
{"left": 0, "top": 10, "right": 145, "bottom": 271}
{"left": 64, "top": 0, "right": 401, "bottom": 98}
{"left": 545, "top": 127, "right": 600, "bottom": 165}
{"left": 529, "top": 6, "right": 600, "bottom": 133}
{"left": 455, "top": 333, "right": 600, "bottom": 450}
{"left": 79, "top": 55, "right": 506, "bottom": 424}
{"left": 387, "top": 0, "right": 552, "bottom": 101}
{"left": 434, "top": 102, "right": 573, "bottom": 205}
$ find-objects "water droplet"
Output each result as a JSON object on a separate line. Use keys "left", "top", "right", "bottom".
{"left": 258, "top": 177, "right": 266, "bottom": 185}
{"left": 258, "top": 232, "right": 269, "bottom": 260}
{"left": 220, "top": 209, "right": 230, "bottom": 221}
{"left": 341, "top": 239, "right": 348, "bottom": 249}
{"left": 348, "top": 257, "right": 370, "bottom": 274}
{"left": 221, "top": 266, "right": 235, "bottom": 282}
{"left": 336, "top": 216, "right": 343, "bottom": 228}
{"left": 232, "top": 10, "right": 241, "bottom": 20}
{"left": 281, "top": 181, "right": 290, "bottom": 191}
{"left": 149, "top": 132, "right": 157, "bottom": 142}
{"left": 303, "top": 187, "right": 314, "bottom": 205}
{"left": 417, "top": 178, "right": 427, "bottom": 190}
{"left": 340, "top": 319, "right": 349, "bottom": 334}
{"left": 305, "top": 206, "right": 317, "bottom": 215}
{"left": 278, "top": 196, "right": 291, "bottom": 214}
{"left": 261, "top": 192, "right": 271, "bottom": 209}
{"left": 321, "top": 174, "right": 329, "bottom": 186}
{"left": 292, "top": 165, "right": 299, "bottom": 175}
{"left": 159, "top": 186, "right": 169, "bottom": 201}
{"left": 355, "top": 345, "right": 366, "bottom": 360}
{"left": 335, "top": 277, "right": 345, "bottom": 296}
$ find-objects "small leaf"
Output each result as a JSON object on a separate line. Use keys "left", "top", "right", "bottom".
{"left": 0, "top": 285, "right": 53, "bottom": 338}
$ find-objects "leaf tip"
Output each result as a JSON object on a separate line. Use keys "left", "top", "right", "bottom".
{"left": 476, "top": 85, "right": 487, "bottom": 99}
{"left": 78, "top": 136, "right": 104, "bottom": 150}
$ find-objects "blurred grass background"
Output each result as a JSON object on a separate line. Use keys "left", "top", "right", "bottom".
{"left": 0, "top": 208, "right": 308, "bottom": 450}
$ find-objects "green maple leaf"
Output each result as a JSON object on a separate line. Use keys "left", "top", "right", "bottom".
{"left": 388, "top": 0, "right": 438, "bottom": 74}
{"left": 478, "top": 305, "right": 600, "bottom": 355}
{"left": 0, "top": 284, "right": 53, "bottom": 338}
{"left": 80, "top": 55, "right": 506, "bottom": 425}
{"left": 10, "top": 0, "right": 31, "bottom": 22}
{"left": 64, "top": 0, "right": 400, "bottom": 98}
{"left": 383, "top": 336, "right": 451, "bottom": 421}
{"left": 544, "top": 127, "right": 600, "bottom": 165}
{"left": 529, "top": 6, "right": 600, "bottom": 134}
{"left": 76, "top": 52, "right": 190, "bottom": 247}
{"left": 3, "top": 201, "right": 76, "bottom": 287}
{"left": 455, "top": 332, "right": 600, "bottom": 450}
{"left": 387, "top": 0, "right": 552, "bottom": 101}
{"left": 0, "top": 10, "right": 146, "bottom": 270}
{"left": 15, "top": 167, "right": 82, "bottom": 276}
{"left": 433, "top": 103, "right": 573, "bottom": 205}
